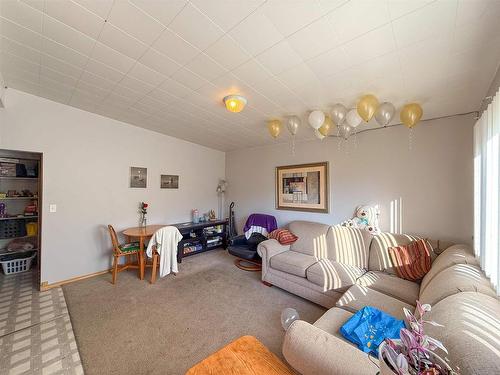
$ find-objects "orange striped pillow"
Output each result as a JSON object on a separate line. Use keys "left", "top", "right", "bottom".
{"left": 388, "top": 239, "right": 432, "bottom": 281}
{"left": 269, "top": 229, "right": 298, "bottom": 245}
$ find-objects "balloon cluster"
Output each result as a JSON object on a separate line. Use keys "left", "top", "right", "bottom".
{"left": 267, "top": 95, "right": 423, "bottom": 140}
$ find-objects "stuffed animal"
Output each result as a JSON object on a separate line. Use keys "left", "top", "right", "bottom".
{"left": 341, "top": 205, "right": 380, "bottom": 234}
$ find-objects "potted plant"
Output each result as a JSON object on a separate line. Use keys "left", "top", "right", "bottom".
{"left": 379, "top": 301, "right": 457, "bottom": 375}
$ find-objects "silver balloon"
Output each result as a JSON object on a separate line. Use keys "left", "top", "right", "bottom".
{"left": 338, "top": 123, "right": 353, "bottom": 140}
{"left": 331, "top": 103, "right": 347, "bottom": 126}
{"left": 286, "top": 115, "right": 301, "bottom": 136}
{"left": 281, "top": 308, "right": 300, "bottom": 331}
{"left": 346, "top": 108, "right": 362, "bottom": 128}
{"left": 375, "top": 102, "right": 396, "bottom": 126}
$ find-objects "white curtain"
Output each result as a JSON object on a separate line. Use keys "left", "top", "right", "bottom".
{"left": 474, "top": 87, "right": 500, "bottom": 295}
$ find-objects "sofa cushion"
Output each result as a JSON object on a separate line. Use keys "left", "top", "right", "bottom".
{"left": 306, "top": 260, "right": 365, "bottom": 291}
{"left": 336, "top": 284, "right": 413, "bottom": 320}
{"left": 420, "top": 244, "right": 478, "bottom": 291}
{"left": 425, "top": 292, "right": 500, "bottom": 375}
{"left": 313, "top": 307, "right": 354, "bottom": 340}
{"left": 269, "top": 250, "right": 317, "bottom": 278}
{"left": 356, "top": 271, "right": 419, "bottom": 306}
{"left": 289, "top": 221, "right": 330, "bottom": 256}
{"left": 419, "top": 263, "right": 497, "bottom": 306}
{"left": 325, "top": 225, "right": 372, "bottom": 268}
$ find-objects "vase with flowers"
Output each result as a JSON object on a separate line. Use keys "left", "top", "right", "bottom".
{"left": 379, "top": 301, "right": 457, "bottom": 375}
{"left": 139, "top": 202, "right": 148, "bottom": 227}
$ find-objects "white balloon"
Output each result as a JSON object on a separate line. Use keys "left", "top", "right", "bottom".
{"left": 286, "top": 115, "right": 301, "bottom": 136}
{"left": 308, "top": 110, "right": 325, "bottom": 130}
{"left": 331, "top": 103, "right": 347, "bottom": 126}
{"left": 314, "top": 129, "right": 326, "bottom": 140}
{"left": 346, "top": 108, "right": 362, "bottom": 128}
{"left": 281, "top": 308, "right": 300, "bottom": 331}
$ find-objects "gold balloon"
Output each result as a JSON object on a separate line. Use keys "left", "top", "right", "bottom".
{"left": 357, "top": 94, "right": 379, "bottom": 122}
{"left": 318, "top": 115, "right": 334, "bottom": 136}
{"left": 267, "top": 119, "right": 282, "bottom": 138}
{"left": 400, "top": 103, "right": 423, "bottom": 128}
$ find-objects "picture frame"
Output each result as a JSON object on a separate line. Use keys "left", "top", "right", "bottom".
{"left": 161, "top": 174, "right": 179, "bottom": 189}
{"left": 130, "top": 167, "right": 147, "bottom": 188}
{"left": 276, "top": 162, "right": 329, "bottom": 213}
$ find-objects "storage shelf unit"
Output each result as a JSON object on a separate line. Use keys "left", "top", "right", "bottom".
{"left": 0, "top": 216, "right": 38, "bottom": 221}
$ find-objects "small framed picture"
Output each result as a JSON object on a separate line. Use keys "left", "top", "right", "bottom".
{"left": 130, "top": 167, "right": 147, "bottom": 188}
{"left": 161, "top": 174, "right": 179, "bottom": 189}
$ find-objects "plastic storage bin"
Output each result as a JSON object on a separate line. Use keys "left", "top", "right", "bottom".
{"left": 0, "top": 251, "right": 36, "bottom": 275}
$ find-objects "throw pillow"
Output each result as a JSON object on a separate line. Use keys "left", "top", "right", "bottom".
{"left": 269, "top": 229, "right": 298, "bottom": 245}
{"left": 388, "top": 239, "right": 432, "bottom": 281}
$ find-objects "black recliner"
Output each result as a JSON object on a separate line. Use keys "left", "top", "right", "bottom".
{"left": 228, "top": 232, "right": 267, "bottom": 271}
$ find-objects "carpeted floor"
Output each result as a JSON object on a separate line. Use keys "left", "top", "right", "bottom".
{"left": 63, "top": 249, "right": 326, "bottom": 375}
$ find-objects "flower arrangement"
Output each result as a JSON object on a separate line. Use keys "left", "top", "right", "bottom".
{"left": 139, "top": 202, "right": 148, "bottom": 226}
{"left": 380, "top": 301, "right": 457, "bottom": 375}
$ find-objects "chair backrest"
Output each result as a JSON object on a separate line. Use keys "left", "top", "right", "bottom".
{"left": 107, "top": 225, "right": 121, "bottom": 255}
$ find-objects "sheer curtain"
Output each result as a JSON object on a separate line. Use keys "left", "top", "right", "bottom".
{"left": 474, "top": 87, "right": 500, "bottom": 295}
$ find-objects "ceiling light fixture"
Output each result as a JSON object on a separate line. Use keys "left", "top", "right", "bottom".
{"left": 223, "top": 95, "right": 247, "bottom": 113}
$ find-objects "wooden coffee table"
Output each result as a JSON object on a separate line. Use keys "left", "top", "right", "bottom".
{"left": 186, "top": 336, "right": 294, "bottom": 375}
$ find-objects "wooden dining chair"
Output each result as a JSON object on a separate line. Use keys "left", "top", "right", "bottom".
{"left": 108, "top": 225, "right": 141, "bottom": 284}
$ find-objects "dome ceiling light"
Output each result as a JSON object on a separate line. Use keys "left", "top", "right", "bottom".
{"left": 223, "top": 95, "right": 247, "bottom": 113}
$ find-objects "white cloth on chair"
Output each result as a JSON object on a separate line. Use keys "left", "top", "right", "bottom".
{"left": 146, "top": 226, "right": 183, "bottom": 277}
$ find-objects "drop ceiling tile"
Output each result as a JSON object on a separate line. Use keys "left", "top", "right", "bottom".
{"left": 392, "top": 0, "right": 457, "bottom": 48}
{"left": 42, "top": 37, "right": 89, "bottom": 67}
{"left": 151, "top": 29, "right": 199, "bottom": 65}
{"left": 70, "top": 91, "right": 99, "bottom": 111}
{"left": 133, "top": 94, "right": 166, "bottom": 114}
{"left": 72, "top": 0, "right": 114, "bottom": 19}
{"left": 19, "top": 0, "right": 44, "bottom": 12}
{"left": 0, "top": 0, "right": 43, "bottom": 33}
{"left": 43, "top": 16, "right": 95, "bottom": 56}
{"left": 41, "top": 54, "right": 83, "bottom": 78}
{"left": 39, "top": 74, "right": 74, "bottom": 94}
{"left": 232, "top": 59, "right": 274, "bottom": 91}
{"left": 44, "top": 0, "right": 105, "bottom": 39}
{"left": 38, "top": 86, "right": 72, "bottom": 103}
{"left": 185, "top": 53, "right": 227, "bottom": 82}
{"left": 1, "top": 37, "right": 41, "bottom": 63}
{"left": 4, "top": 76, "right": 40, "bottom": 94}
{"left": 169, "top": 3, "right": 223, "bottom": 50}
{"left": 256, "top": 39, "right": 303, "bottom": 75}
{"left": 327, "top": 0, "right": 390, "bottom": 44}
{"left": 75, "top": 78, "right": 112, "bottom": 98}
{"left": 305, "top": 46, "right": 350, "bottom": 77}
{"left": 159, "top": 77, "right": 194, "bottom": 98}
{"left": 0, "top": 18, "right": 44, "bottom": 51}
{"left": 106, "top": 0, "right": 165, "bottom": 45}
{"left": 286, "top": 16, "right": 340, "bottom": 61}
{"left": 149, "top": 87, "right": 181, "bottom": 105}
{"left": 1, "top": 52, "right": 39, "bottom": 76}
{"left": 230, "top": 7, "right": 284, "bottom": 56}
{"left": 277, "top": 62, "right": 320, "bottom": 90}
{"left": 85, "top": 58, "right": 125, "bottom": 82}
{"left": 112, "top": 83, "right": 145, "bottom": 101}
{"left": 387, "top": 0, "right": 433, "bottom": 20}
{"left": 128, "top": 63, "right": 166, "bottom": 87}
{"left": 1, "top": 64, "right": 39, "bottom": 84}
{"left": 453, "top": 8, "right": 500, "bottom": 54}
{"left": 343, "top": 24, "right": 396, "bottom": 63}
{"left": 138, "top": 48, "right": 181, "bottom": 77}
{"left": 263, "top": 0, "right": 325, "bottom": 37}
{"left": 129, "top": 0, "right": 187, "bottom": 27}
{"left": 119, "top": 75, "right": 155, "bottom": 96}
{"left": 79, "top": 70, "right": 116, "bottom": 90}
{"left": 170, "top": 67, "right": 208, "bottom": 91}
{"left": 91, "top": 42, "right": 135, "bottom": 74}
{"left": 204, "top": 35, "right": 250, "bottom": 71}
{"left": 105, "top": 90, "right": 138, "bottom": 106}
{"left": 189, "top": 0, "right": 264, "bottom": 32}
{"left": 99, "top": 23, "right": 148, "bottom": 60}
{"left": 40, "top": 65, "right": 78, "bottom": 87}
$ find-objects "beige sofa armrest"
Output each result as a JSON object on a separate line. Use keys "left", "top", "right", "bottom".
{"left": 258, "top": 239, "right": 290, "bottom": 279}
{"left": 282, "top": 320, "right": 379, "bottom": 375}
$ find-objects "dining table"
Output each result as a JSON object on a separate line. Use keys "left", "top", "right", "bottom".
{"left": 123, "top": 225, "right": 165, "bottom": 280}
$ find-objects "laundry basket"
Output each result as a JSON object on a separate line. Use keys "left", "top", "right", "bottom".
{"left": 0, "top": 251, "right": 36, "bottom": 275}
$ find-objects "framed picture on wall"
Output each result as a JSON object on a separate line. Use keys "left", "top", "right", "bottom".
{"left": 130, "top": 167, "right": 147, "bottom": 188}
{"left": 161, "top": 174, "right": 179, "bottom": 189}
{"left": 276, "top": 162, "right": 329, "bottom": 213}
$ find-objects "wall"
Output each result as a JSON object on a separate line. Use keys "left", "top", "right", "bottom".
{"left": 0, "top": 89, "right": 225, "bottom": 284}
{"left": 226, "top": 115, "right": 474, "bottom": 244}
{"left": 0, "top": 72, "right": 4, "bottom": 108}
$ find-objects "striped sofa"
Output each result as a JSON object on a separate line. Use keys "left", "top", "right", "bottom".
{"left": 257, "top": 221, "right": 499, "bottom": 375}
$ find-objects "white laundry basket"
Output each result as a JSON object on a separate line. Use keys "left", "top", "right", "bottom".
{"left": 0, "top": 252, "right": 36, "bottom": 275}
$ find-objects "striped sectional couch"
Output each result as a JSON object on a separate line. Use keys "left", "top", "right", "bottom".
{"left": 257, "top": 221, "right": 500, "bottom": 375}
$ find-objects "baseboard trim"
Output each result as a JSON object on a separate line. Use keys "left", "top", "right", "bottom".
{"left": 41, "top": 269, "right": 111, "bottom": 291}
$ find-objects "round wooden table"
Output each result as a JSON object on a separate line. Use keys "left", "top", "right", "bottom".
{"left": 123, "top": 225, "right": 165, "bottom": 280}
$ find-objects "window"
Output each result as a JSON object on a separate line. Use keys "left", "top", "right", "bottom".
{"left": 474, "top": 88, "right": 500, "bottom": 294}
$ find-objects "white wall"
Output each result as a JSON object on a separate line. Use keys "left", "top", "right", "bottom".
{"left": 226, "top": 115, "right": 474, "bottom": 245}
{"left": 0, "top": 89, "right": 225, "bottom": 284}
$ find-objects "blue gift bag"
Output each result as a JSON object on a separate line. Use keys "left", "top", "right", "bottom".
{"left": 340, "top": 306, "right": 404, "bottom": 356}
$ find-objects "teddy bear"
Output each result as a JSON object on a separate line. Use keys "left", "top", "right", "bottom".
{"left": 341, "top": 205, "right": 381, "bottom": 234}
